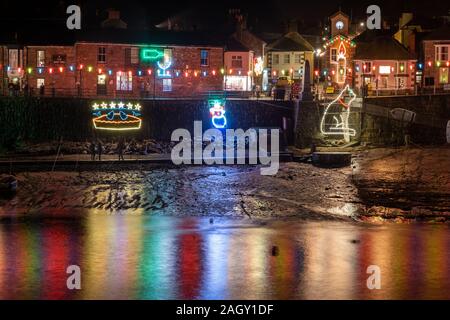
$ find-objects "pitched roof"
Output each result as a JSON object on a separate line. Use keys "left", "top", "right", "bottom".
{"left": 354, "top": 36, "right": 415, "bottom": 60}
{"left": 266, "top": 32, "right": 314, "bottom": 52}
{"left": 76, "top": 29, "right": 224, "bottom": 47}
{"left": 225, "top": 37, "right": 250, "bottom": 52}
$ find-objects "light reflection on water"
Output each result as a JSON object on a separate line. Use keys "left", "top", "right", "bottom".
{"left": 0, "top": 214, "right": 449, "bottom": 299}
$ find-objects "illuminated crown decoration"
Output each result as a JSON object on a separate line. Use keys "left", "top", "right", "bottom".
{"left": 92, "top": 101, "right": 142, "bottom": 131}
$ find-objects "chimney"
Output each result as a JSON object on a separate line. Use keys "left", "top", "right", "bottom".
{"left": 101, "top": 8, "right": 127, "bottom": 29}
{"left": 288, "top": 20, "right": 298, "bottom": 33}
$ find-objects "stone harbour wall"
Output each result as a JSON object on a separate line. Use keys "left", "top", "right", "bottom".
{"left": 0, "top": 97, "right": 294, "bottom": 149}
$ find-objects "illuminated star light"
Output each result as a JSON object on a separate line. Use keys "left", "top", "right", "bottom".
{"left": 101, "top": 102, "right": 108, "bottom": 109}
{"left": 92, "top": 103, "right": 99, "bottom": 110}
{"left": 134, "top": 103, "right": 141, "bottom": 111}
{"left": 117, "top": 102, "right": 125, "bottom": 108}
{"left": 126, "top": 103, "right": 134, "bottom": 109}
{"left": 109, "top": 102, "right": 116, "bottom": 109}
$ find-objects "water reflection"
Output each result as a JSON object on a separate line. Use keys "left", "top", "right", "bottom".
{"left": 0, "top": 215, "right": 449, "bottom": 299}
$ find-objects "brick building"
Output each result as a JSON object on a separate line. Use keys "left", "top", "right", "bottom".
{"left": 1, "top": 11, "right": 225, "bottom": 98}
{"left": 422, "top": 27, "right": 450, "bottom": 90}
{"left": 321, "top": 11, "right": 356, "bottom": 88}
{"left": 20, "top": 29, "right": 224, "bottom": 98}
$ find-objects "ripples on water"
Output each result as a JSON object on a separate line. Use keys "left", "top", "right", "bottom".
{"left": 0, "top": 214, "right": 449, "bottom": 299}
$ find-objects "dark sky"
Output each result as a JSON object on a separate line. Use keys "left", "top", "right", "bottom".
{"left": 0, "top": 0, "right": 449, "bottom": 32}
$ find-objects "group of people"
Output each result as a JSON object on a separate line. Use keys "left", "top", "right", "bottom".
{"left": 89, "top": 139, "right": 126, "bottom": 161}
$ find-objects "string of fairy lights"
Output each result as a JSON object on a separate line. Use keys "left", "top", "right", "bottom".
{"left": 3, "top": 64, "right": 255, "bottom": 78}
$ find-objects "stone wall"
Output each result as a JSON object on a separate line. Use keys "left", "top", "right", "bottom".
{"left": 361, "top": 94, "right": 450, "bottom": 145}
{"left": 0, "top": 97, "right": 294, "bottom": 148}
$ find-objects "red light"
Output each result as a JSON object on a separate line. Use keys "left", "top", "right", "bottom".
{"left": 212, "top": 70, "right": 216, "bottom": 75}
{"left": 428, "top": 61, "right": 432, "bottom": 67}
{"left": 79, "top": 64, "right": 84, "bottom": 70}
{"left": 314, "top": 70, "right": 319, "bottom": 76}
{"left": 98, "top": 68, "right": 102, "bottom": 74}
{"left": 49, "top": 68, "right": 53, "bottom": 74}
{"left": 147, "top": 69, "right": 152, "bottom": 75}
{"left": 18, "top": 67, "right": 22, "bottom": 73}
{"left": 185, "top": 72, "right": 188, "bottom": 77}
{"left": 447, "top": 61, "right": 450, "bottom": 67}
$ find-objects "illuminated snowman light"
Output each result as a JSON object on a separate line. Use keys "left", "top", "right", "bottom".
{"left": 208, "top": 99, "right": 227, "bottom": 129}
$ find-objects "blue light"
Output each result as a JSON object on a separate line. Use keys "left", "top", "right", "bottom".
{"left": 208, "top": 100, "right": 227, "bottom": 129}
{"left": 7, "top": 66, "right": 11, "bottom": 71}
{"left": 138, "top": 70, "right": 143, "bottom": 76}
{"left": 69, "top": 65, "right": 74, "bottom": 71}
{"left": 418, "top": 63, "right": 423, "bottom": 70}
{"left": 37, "top": 67, "right": 43, "bottom": 74}
{"left": 108, "top": 69, "right": 113, "bottom": 75}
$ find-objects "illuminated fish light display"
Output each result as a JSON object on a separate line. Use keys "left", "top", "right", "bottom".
{"left": 92, "top": 101, "right": 142, "bottom": 131}
{"left": 208, "top": 99, "right": 227, "bottom": 129}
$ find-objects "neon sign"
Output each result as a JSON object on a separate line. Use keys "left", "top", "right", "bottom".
{"left": 208, "top": 99, "right": 227, "bottom": 129}
{"left": 141, "top": 48, "right": 164, "bottom": 61}
{"left": 92, "top": 101, "right": 142, "bottom": 131}
{"left": 320, "top": 85, "right": 356, "bottom": 139}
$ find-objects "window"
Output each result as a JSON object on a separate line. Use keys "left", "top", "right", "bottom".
{"left": 125, "top": 47, "right": 139, "bottom": 65}
{"left": 331, "top": 48, "right": 337, "bottom": 62}
{"left": 273, "top": 53, "right": 279, "bottom": 64}
{"left": 435, "top": 46, "right": 449, "bottom": 61}
{"left": 200, "top": 50, "right": 209, "bottom": 66}
{"left": 98, "top": 47, "right": 106, "bottom": 63}
{"left": 37, "top": 50, "right": 45, "bottom": 67}
{"left": 231, "top": 55, "right": 243, "bottom": 68}
{"left": 397, "top": 62, "right": 406, "bottom": 74}
{"left": 439, "top": 68, "right": 449, "bottom": 84}
{"left": 163, "top": 78, "right": 172, "bottom": 92}
{"left": 363, "top": 62, "right": 372, "bottom": 73}
{"left": 8, "top": 49, "right": 19, "bottom": 69}
{"left": 379, "top": 66, "right": 391, "bottom": 74}
{"left": 37, "top": 78, "right": 45, "bottom": 88}
{"left": 294, "top": 53, "right": 301, "bottom": 64}
{"left": 283, "top": 54, "right": 290, "bottom": 64}
{"left": 116, "top": 72, "right": 133, "bottom": 91}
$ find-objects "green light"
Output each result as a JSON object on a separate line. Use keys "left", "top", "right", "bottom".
{"left": 141, "top": 48, "right": 164, "bottom": 61}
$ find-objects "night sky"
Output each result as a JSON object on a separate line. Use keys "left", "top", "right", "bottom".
{"left": 0, "top": 0, "right": 449, "bottom": 33}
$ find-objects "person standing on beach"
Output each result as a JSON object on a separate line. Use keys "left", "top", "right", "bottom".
{"left": 117, "top": 138, "right": 125, "bottom": 161}
{"left": 89, "top": 140, "right": 96, "bottom": 161}
{"left": 97, "top": 140, "right": 103, "bottom": 161}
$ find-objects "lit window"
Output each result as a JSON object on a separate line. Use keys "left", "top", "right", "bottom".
{"left": 200, "top": 50, "right": 209, "bottom": 66}
{"left": 331, "top": 48, "right": 337, "bottom": 62}
{"left": 37, "top": 50, "right": 45, "bottom": 67}
{"left": 116, "top": 72, "right": 133, "bottom": 91}
{"left": 397, "top": 62, "right": 406, "bottom": 74}
{"left": 439, "top": 67, "right": 449, "bottom": 84}
{"left": 8, "top": 49, "right": 19, "bottom": 69}
{"left": 37, "top": 78, "right": 45, "bottom": 88}
{"left": 98, "top": 47, "right": 106, "bottom": 63}
{"left": 163, "top": 78, "right": 172, "bottom": 91}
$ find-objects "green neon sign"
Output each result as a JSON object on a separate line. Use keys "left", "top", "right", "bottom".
{"left": 141, "top": 48, "right": 164, "bottom": 61}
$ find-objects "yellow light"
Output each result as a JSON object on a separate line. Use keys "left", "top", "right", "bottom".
{"left": 88, "top": 66, "right": 93, "bottom": 72}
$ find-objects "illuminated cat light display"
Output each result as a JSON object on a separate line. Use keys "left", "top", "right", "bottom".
{"left": 320, "top": 85, "right": 356, "bottom": 141}
{"left": 92, "top": 101, "right": 142, "bottom": 131}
